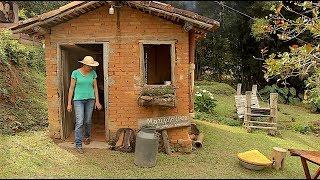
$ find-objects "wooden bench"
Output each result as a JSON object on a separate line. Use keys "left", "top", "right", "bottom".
{"left": 138, "top": 116, "right": 191, "bottom": 155}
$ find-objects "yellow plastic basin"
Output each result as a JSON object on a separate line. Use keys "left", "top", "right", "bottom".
{"left": 237, "top": 150, "right": 272, "bottom": 166}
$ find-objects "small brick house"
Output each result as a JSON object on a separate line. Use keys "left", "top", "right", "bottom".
{"left": 10, "top": 1, "right": 219, "bottom": 150}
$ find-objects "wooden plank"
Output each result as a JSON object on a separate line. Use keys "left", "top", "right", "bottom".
{"left": 103, "top": 42, "right": 110, "bottom": 141}
{"left": 247, "top": 126, "right": 277, "bottom": 130}
{"left": 161, "top": 130, "right": 172, "bottom": 155}
{"left": 138, "top": 40, "right": 177, "bottom": 44}
{"left": 245, "top": 113, "right": 271, "bottom": 117}
{"left": 138, "top": 116, "right": 191, "bottom": 130}
{"left": 246, "top": 121, "right": 277, "bottom": 125}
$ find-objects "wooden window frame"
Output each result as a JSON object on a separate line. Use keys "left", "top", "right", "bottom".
{"left": 139, "top": 40, "right": 176, "bottom": 87}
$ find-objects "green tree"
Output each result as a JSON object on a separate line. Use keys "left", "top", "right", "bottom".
{"left": 252, "top": 1, "right": 320, "bottom": 110}
{"left": 16, "top": 1, "right": 70, "bottom": 19}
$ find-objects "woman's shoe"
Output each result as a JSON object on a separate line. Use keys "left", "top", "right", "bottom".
{"left": 76, "top": 147, "right": 84, "bottom": 154}
{"left": 84, "top": 138, "right": 90, "bottom": 145}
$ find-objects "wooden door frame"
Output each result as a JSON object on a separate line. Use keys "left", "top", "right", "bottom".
{"left": 57, "top": 41, "right": 110, "bottom": 142}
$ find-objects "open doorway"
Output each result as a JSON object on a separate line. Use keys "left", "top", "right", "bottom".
{"left": 60, "top": 43, "right": 105, "bottom": 142}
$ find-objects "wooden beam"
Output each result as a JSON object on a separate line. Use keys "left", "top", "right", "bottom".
{"left": 32, "top": 26, "right": 50, "bottom": 35}
{"left": 189, "top": 29, "right": 196, "bottom": 113}
{"left": 246, "top": 121, "right": 277, "bottom": 125}
{"left": 183, "top": 21, "right": 193, "bottom": 32}
{"left": 247, "top": 126, "right": 277, "bottom": 130}
{"left": 127, "top": 2, "right": 213, "bottom": 29}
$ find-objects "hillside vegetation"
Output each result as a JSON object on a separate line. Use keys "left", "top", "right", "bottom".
{"left": 0, "top": 30, "right": 48, "bottom": 135}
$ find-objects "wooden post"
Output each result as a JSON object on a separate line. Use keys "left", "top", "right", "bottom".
{"left": 244, "top": 91, "right": 252, "bottom": 132}
{"left": 271, "top": 147, "right": 287, "bottom": 170}
{"left": 268, "top": 93, "right": 278, "bottom": 136}
{"left": 252, "top": 85, "right": 257, "bottom": 96}
{"left": 189, "top": 30, "right": 196, "bottom": 113}
{"left": 161, "top": 130, "right": 173, "bottom": 155}
{"left": 237, "top": 83, "right": 242, "bottom": 95}
{"left": 12, "top": 2, "right": 19, "bottom": 23}
{"left": 300, "top": 157, "right": 311, "bottom": 179}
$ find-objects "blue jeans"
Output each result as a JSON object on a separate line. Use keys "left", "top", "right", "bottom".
{"left": 73, "top": 99, "right": 95, "bottom": 148}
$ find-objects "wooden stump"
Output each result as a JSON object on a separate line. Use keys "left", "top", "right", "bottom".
{"left": 271, "top": 147, "right": 287, "bottom": 170}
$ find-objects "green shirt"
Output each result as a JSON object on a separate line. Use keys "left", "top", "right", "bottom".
{"left": 71, "top": 69, "right": 97, "bottom": 100}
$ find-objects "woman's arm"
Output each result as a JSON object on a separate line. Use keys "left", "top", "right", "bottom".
{"left": 67, "top": 78, "right": 76, "bottom": 112}
{"left": 93, "top": 79, "right": 102, "bottom": 110}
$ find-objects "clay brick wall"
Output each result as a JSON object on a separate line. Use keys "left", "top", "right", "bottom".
{"left": 45, "top": 5, "right": 192, "bottom": 149}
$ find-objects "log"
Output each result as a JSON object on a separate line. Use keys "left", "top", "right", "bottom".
{"left": 271, "top": 147, "right": 287, "bottom": 170}
{"left": 194, "top": 133, "right": 204, "bottom": 148}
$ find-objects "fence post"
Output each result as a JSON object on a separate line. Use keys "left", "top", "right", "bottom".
{"left": 268, "top": 93, "right": 278, "bottom": 136}
{"left": 244, "top": 91, "right": 252, "bottom": 132}
{"left": 252, "top": 85, "right": 257, "bottom": 96}
{"left": 237, "top": 83, "right": 242, "bottom": 95}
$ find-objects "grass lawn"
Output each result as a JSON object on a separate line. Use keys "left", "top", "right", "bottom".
{"left": 0, "top": 120, "right": 319, "bottom": 179}
{"left": 1, "top": 80, "right": 319, "bottom": 178}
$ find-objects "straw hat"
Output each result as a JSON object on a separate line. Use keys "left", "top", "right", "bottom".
{"left": 78, "top": 56, "right": 99, "bottom": 67}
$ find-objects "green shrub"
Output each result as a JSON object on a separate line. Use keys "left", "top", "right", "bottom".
{"left": 259, "top": 84, "right": 302, "bottom": 105}
{"left": 293, "top": 124, "right": 315, "bottom": 134}
{"left": 304, "top": 88, "right": 320, "bottom": 112}
{"left": 195, "top": 89, "right": 217, "bottom": 113}
{"left": 0, "top": 29, "right": 45, "bottom": 72}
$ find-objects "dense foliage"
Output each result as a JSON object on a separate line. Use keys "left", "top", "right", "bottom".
{"left": 259, "top": 84, "right": 302, "bottom": 105}
{"left": 0, "top": 30, "right": 45, "bottom": 72}
{"left": 0, "top": 29, "right": 47, "bottom": 134}
{"left": 252, "top": 1, "right": 320, "bottom": 111}
{"left": 16, "top": 1, "right": 70, "bottom": 19}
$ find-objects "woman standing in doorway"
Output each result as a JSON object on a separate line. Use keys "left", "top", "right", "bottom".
{"left": 67, "top": 56, "right": 102, "bottom": 154}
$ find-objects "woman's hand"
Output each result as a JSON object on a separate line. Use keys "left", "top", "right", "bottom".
{"left": 67, "top": 104, "right": 72, "bottom": 112}
{"left": 95, "top": 101, "right": 103, "bottom": 110}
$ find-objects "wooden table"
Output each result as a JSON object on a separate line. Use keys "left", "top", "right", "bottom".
{"left": 288, "top": 149, "right": 320, "bottom": 179}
